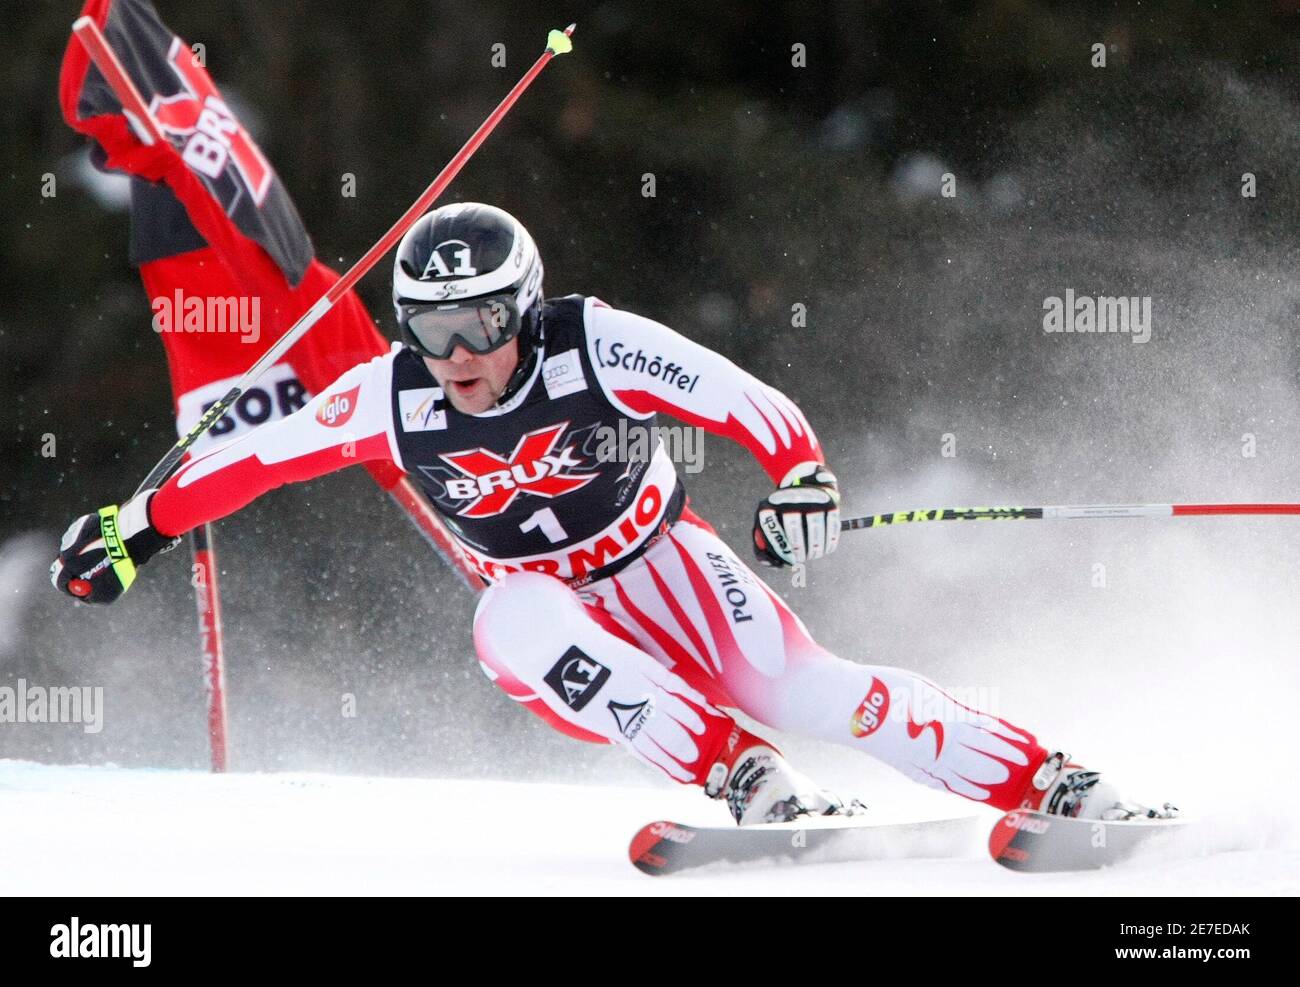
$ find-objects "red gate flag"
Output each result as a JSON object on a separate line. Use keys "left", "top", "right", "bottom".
{"left": 59, "top": 0, "right": 399, "bottom": 462}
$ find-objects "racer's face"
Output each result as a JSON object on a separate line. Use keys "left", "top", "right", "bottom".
{"left": 422, "top": 337, "right": 520, "bottom": 414}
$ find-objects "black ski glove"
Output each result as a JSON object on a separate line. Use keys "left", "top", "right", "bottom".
{"left": 50, "top": 492, "right": 180, "bottom": 605}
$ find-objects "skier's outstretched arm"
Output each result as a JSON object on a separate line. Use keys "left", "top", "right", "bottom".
{"left": 584, "top": 298, "right": 840, "bottom": 567}
{"left": 51, "top": 351, "right": 401, "bottom": 604}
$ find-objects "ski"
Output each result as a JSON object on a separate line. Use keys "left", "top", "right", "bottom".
{"left": 629, "top": 815, "right": 980, "bottom": 876}
{"left": 989, "top": 809, "right": 1189, "bottom": 872}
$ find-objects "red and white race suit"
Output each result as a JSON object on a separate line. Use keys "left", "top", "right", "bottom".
{"left": 150, "top": 296, "right": 1049, "bottom": 807}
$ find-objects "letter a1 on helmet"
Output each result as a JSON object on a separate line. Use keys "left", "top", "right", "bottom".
{"left": 392, "top": 202, "right": 544, "bottom": 360}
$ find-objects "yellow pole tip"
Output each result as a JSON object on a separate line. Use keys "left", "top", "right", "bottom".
{"left": 547, "top": 28, "right": 574, "bottom": 55}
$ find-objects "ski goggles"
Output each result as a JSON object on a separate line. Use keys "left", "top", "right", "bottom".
{"left": 398, "top": 293, "right": 523, "bottom": 360}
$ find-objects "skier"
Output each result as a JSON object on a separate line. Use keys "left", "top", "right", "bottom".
{"left": 52, "top": 203, "right": 1172, "bottom": 826}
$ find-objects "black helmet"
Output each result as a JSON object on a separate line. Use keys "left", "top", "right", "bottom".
{"left": 392, "top": 202, "right": 543, "bottom": 360}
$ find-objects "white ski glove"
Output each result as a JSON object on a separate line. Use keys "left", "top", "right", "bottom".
{"left": 752, "top": 462, "right": 841, "bottom": 567}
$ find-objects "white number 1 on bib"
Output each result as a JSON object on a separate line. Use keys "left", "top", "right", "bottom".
{"left": 519, "top": 507, "right": 568, "bottom": 543}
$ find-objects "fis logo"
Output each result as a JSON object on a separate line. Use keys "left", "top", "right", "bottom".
{"left": 399, "top": 387, "right": 447, "bottom": 432}
{"left": 441, "top": 422, "right": 598, "bottom": 518}
{"left": 850, "top": 677, "right": 891, "bottom": 738}
{"left": 544, "top": 647, "right": 610, "bottom": 711}
{"left": 315, "top": 385, "right": 360, "bottom": 428}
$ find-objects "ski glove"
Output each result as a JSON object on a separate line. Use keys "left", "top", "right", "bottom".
{"left": 752, "top": 462, "right": 841, "bottom": 568}
{"left": 50, "top": 492, "right": 179, "bottom": 605}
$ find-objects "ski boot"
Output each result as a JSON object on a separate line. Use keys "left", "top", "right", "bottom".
{"left": 704, "top": 728, "right": 864, "bottom": 826}
{"left": 1025, "top": 751, "right": 1178, "bottom": 821}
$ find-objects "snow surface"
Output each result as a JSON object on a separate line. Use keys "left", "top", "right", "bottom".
{"left": 1, "top": 760, "right": 1294, "bottom": 896}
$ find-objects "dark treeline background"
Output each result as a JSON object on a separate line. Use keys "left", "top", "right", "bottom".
{"left": 1, "top": 1, "right": 1298, "bottom": 784}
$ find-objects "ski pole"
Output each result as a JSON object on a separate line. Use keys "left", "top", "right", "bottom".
{"left": 73, "top": 20, "right": 578, "bottom": 498}
{"left": 840, "top": 502, "right": 1300, "bottom": 531}
{"left": 189, "top": 524, "right": 229, "bottom": 772}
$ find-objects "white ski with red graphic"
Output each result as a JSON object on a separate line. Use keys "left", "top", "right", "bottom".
{"left": 988, "top": 809, "right": 1190, "bottom": 872}
{"left": 629, "top": 815, "right": 980, "bottom": 876}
